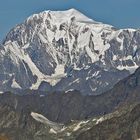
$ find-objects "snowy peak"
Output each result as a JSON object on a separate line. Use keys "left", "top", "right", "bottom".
{"left": 26, "top": 8, "right": 95, "bottom": 25}
{"left": 1, "top": 9, "right": 140, "bottom": 95}
{"left": 54, "top": 8, "right": 95, "bottom": 23}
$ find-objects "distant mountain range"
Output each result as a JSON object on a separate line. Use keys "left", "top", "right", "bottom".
{"left": 1, "top": 9, "right": 140, "bottom": 95}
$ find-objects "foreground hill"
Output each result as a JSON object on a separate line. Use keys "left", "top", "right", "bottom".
{"left": 0, "top": 96, "right": 140, "bottom": 140}
{"left": 76, "top": 103, "right": 140, "bottom": 140}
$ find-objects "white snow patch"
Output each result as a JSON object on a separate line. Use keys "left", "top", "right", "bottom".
{"left": 73, "top": 123, "right": 82, "bottom": 131}
{"left": 74, "top": 67, "right": 81, "bottom": 71}
{"left": 65, "top": 89, "right": 74, "bottom": 93}
{"left": 39, "top": 33, "right": 48, "bottom": 43}
{"left": 78, "top": 31, "right": 91, "bottom": 49}
{"left": 86, "top": 77, "right": 90, "bottom": 80}
{"left": 11, "top": 78, "right": 21, "bottom": 89}
{"left": 68, "top": 79, "right": 80, "bottom": 86}
{"left": 51, "top": 8, "right": 94, "bottom": 23}
{"left": 92, "top": 118, "right": 96, "bottom": 122}
{"left": 96, "top": 117, "right": 105, "bottom": 124}
{"left": 66, "top": 133, "right": 71, "bottom": 136}
{"left": 31, "top": 112, "right": 64, "bottom": 131}
{"left": 113, "top": 55, "right": 117, "bottom": 61}
{"left": 84, "top": 65, "right": 90, "bottom": 70}
{"left": 50, "top": 64, "right": 66, "bottom": 86}
{"left": 40, "top": 95, "right": 45, "bottom": 97}
{"left": 73, "top": 120, "right": 89, "bottom": 131}
{"left": 92, "top": 71, "right": 100, "bottom": 77}
{"left": 31, "top": 112, "right": 52, "bottom": 124}
{"left": 86, "top": 127, "right": 91, "bottom": 130}
{"left": 116, "top": 36, "right": 124, "bottom": 51}
{"left": 2, "top": 80, "right": 9, "bottom": 84}
{"left": 60, "top": 127, "right": 67, "bottom": 132}
{"left": 133, "top": 45, "right": 137, "bottom": 53}
{"left": 22, "top": 43, "right": 29, "bottom": 49}
{"left": 90, "top": 86, "right": 97, "bottom": 92}
{"left": 122, "top": 55, "right": 133, "bottom": 61}
{"left": 117, "top": 64, "right": 138, "bottom": 74}
{"left": 31, "top": 112, "right": 59, "bottom": 126}
{"left": 49, "top": 128, "right": 57, "bottom": 134}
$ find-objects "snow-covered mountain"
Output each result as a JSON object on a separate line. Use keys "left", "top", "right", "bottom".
{"left": 1, "top": 8, "right": 140, "bottom": 95}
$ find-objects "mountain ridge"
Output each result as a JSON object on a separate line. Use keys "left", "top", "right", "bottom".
{"left": 1, "top": 9, "right": 140, "bottom": 95}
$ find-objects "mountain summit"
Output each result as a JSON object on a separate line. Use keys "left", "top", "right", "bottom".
{"left": 1, "top": 9, "right": 140, "bottom": 95}
{"left": 30, "top": 8, "right": 95, "bottom": 23}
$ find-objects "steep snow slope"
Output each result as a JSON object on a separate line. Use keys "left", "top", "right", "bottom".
{"left": 1, "top": 9, "right": 140, "bottom": 95}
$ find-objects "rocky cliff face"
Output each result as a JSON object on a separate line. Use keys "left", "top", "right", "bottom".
{"left": 76, "top": 103, "right": 140, "bottom": 140}
{"left": 1, "top": 9, "right": 140, "bottom": 95}
{"left": 1, "top": 65, "right": 140, "bottom": 139}
{"left": 1, "top": 65, "right": 140, "bottom": 124}
{"left": 0, "top": 92, "right": 140, "bottom": 140}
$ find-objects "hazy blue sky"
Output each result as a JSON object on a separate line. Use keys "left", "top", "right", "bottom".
{"left": 0, "top": 0, "right": 140, "bottom": 41}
